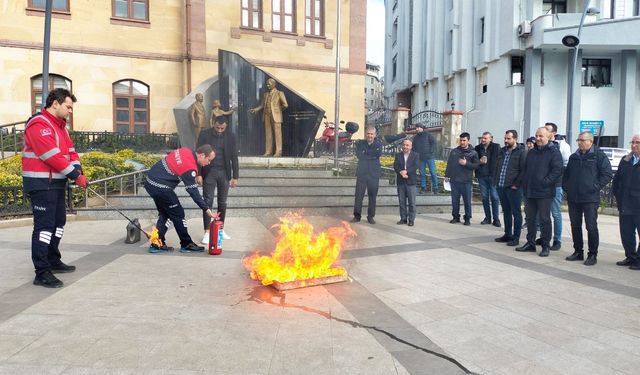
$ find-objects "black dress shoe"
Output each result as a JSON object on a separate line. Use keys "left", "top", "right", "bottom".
{"left": 492, "top": 220, "right": 501, "bottom": 227}
{"left": 550, "top": 241, "right": 561, "bottom": 251}
{"left": 463, "top": 220, "right": 471, "bottom": 226}
{"left": 565, "top": 252, "right": 584, "bottom": 261}
{"left": 408, "top": 221, "right": 414, "bottom": 227}
{"left": 480, "top": 218, "right": 491, "bottom": 225}
{"left": 539, "top": 247, "right": 550, "bottom": 257}
{"left": 397, "top": 219, "right": 407, "bottom": 225}
{"left": 351, "top": 217, "right": 361, "bottom": 223}
{"left": 33, "top": 271, "right": 63, "bottom": 288}
{"left": 51, "top": 262, "right": 76, "bottom": 273}
{"left": 450, "top": 218, "right": 460, "bottom": 224}
{"left": 506, "top": 238, "right": 519, "bottom": 246}
{"left": 516, "top": 243, "right": 536, "bottom": 252}
{"left": 494, "top": 235, "right": 510, "bottom": 243}
{"left": 616, "top": 258, "right": 632, "bottom": 266}
{"left": 583, "top": 255, "right": 597, "bottom": 266}
{"left": 367, "top": 217, "right": 376, "bottom": 224}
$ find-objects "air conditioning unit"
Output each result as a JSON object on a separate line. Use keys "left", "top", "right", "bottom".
{"left": 517, "top": 20, "right": 531, "bottom": 37}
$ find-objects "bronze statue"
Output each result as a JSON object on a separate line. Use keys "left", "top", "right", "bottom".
{"left": 249, "top": 78, "right": 288, "bottom": 157}
{"left": 209, "top": 99, "right": 235, "bottom": 128}
{"left": 190, "top": 93, "right": 206, "bottom": 140}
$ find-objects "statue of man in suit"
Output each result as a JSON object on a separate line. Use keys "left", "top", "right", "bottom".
{"left": 249, "top": 78, "right": 288, "bottom": 157}
{"left": 190, "top": 93, "right": 206, "bottom": 140}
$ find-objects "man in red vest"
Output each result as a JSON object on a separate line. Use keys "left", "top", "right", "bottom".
{"left": 22, "top": 88, "right": 88, "bottom": 288}
{"left": 144, "top": 144, "right": 216, "bottom": 253}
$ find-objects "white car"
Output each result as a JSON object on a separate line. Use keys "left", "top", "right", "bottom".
{"left": 600, "top": 147, "right": 628, "bottom": 171}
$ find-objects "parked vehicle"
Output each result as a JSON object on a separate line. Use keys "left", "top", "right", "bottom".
{"left": 600, "top": 147, "right": 627, "bottom": 171}
{"left": 314, "top": 116, "right": 359, "bottom": 157}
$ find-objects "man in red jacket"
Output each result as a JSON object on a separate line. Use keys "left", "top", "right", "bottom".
{"left": 144, "top": 145, "right": 216, "bottom": 253}
{"left": 22, "top": 88, "right": 89, "bottom": 288}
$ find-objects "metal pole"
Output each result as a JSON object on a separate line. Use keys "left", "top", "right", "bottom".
{"left": 42, "top": 0, "right": 53, "bottom": 107}
{"left": 566, "top": 0, "right": 591, "bottom": 149}
{"left": 333, "top": 0, "right": 342, "bottom": 170}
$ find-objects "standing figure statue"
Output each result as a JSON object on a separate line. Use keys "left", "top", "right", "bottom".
{"left": 249, "top": 78, "right": 288, "bottom": 157}
{"left": 209, "top": 99, "right": 235, "bottom": 127}
{"left": 190, "top": 93, "right": 206, "bottom": 141}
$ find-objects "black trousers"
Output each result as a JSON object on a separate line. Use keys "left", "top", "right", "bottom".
{"left": 525, "top": 197, "right": 552, "bottom": 247}
{"left": 354, "top": 175, "right": 379, "bottom": 219}
{"left": 145, "top": 183, "right": 192, "bottom": 247}
{"left": 568, "top": 201, "right": 599, "bottom": 255}
{"left": 29, "top": 189, "right": 66, "bottom": 274}
{"left": 619, "top": 214, "right": 640, "bottom": 266}
{"left": 202, "top": 168, "right": 229, "bottom": 229}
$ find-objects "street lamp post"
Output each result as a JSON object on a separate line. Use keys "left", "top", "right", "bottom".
{"left": 42, "top": 0, "right": 53, "bottom": 105}
{"left": 563, "top": 1, "right": 600, "bottom": 147}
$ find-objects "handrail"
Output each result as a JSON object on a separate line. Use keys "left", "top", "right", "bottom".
{"left": 71, "top": 168, "right": 149, "bottom": 209}
{"left": 0, "top": 121, "right": 27, "bottom": 160}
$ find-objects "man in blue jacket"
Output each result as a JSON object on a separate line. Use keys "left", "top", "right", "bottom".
{"left": 516, "top": 127, "right": 563, "bottom": 257}
{"left": 563, "top": 131, "right": 612, "bottom": 266}
{"left": 394, "top": 139, "right": 420, "bottom": 226}
{"left": 445, "top": 132, "right": 479, "bottom": 225}
{"left": 352, "top": 126, "right": 383, "bottom": 224}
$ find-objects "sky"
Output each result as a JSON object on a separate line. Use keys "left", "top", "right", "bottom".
{"left": 366, "top": 0, "right": 385, "bottom": 73}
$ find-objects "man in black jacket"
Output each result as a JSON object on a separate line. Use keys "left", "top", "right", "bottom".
{"left": 406, "top": 126, "right": 438, "bottom": 194}
{"left": 475, "top": 132, "right": 501, "bottom": 227}
{"left": 612, "top": 134, "right": 640, "bottom": 270}
{"left": 353, "top": 126, "right": 383, "bottom": 224}
{"left": 493, "top": 130, "right": 527, "bottom": 247}
{"left": 445, "top": 132, "right": 479, "bottom": 225}
{"left": 516, "top": 127, "right": 563, "bottom": 257}
{"left": 563, "top": 132, "right": 612, "bottom": 265}
{"left": 394, "top": 139, "right": 420, "bottom": 226}
{"left": 196, "top": 116, "right": 239, "bottom": 243}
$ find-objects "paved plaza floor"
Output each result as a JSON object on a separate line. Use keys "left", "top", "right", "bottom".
{"left": 1, "top": 209, "right": 639, "bottom": 374}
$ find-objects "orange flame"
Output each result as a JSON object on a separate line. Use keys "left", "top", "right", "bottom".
{"left": 148, "top": 226, "right": 164, "bottom": 247}
{"left": 242, "top": 213, "right": 356, "bottom": 285}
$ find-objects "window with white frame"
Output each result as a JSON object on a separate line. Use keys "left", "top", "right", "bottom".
{"left": 478, "top": 69, "right": 487, "bottom": 94}
{"left": 582, "top": 59, "right": 611, "bottom": 88}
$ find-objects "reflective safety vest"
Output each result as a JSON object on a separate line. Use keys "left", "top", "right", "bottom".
{"left": 22, "top": 111, "right": 81, "bottom": 192}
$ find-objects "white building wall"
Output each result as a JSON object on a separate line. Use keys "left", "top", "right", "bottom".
{"left": 384, "top": 0, "right": 639, "bottom": 146}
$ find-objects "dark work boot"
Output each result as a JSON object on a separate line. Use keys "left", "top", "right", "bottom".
{"left": 550, "top": 240, "right": 562, "bottom": 251}
{"left": 565, "top": 251, "right": 584, "bottom": 261}
{"left": 450, "top": 216, "right": 460, "bottom": 224}
{"left": 463, "top": 216, "right": 471, "bottom": 226}
{"left": 33, "top": 271, "right": 63, "bottom": 288}
{"left": 480, "top": 218, "right": 491, "bottom": 225}
{"left": 51, "top": 261, "right": 76, "bottom": 273}
{"left": 583, "top": 254, "right": 597, "bottom": 266}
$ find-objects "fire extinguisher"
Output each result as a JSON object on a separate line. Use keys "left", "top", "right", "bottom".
{"left": 208, "top": 212, "right": 223, "bottom": 255}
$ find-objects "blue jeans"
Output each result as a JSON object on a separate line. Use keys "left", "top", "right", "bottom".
{"left": 450, "top": 181, "right": 472, "bottom": 220}
{"left": 478, "top": 176, "right": 500, "bottom": 222}
{"left": 419, "top": 158, "right": 438, "bottom": 192}
{"left": 496, "top": 186, "right": 523, "bottom": 239}
{"left": 551, "top": 186, "right": 563, "bottom": 243}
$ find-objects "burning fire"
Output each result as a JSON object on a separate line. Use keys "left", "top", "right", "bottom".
{"left": 148, "top": 226, "right": 164, "bottom": 247}
{"left": 242, "top": 213, "right": 356, "bottom": 286}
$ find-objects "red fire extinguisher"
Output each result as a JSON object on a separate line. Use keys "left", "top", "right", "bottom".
{"left": 208, "top": 212, "right": 223, "bottom": 255}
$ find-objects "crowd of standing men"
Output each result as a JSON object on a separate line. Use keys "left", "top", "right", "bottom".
{"left": 352, "top": 123, "right": 640, "bottom": 271}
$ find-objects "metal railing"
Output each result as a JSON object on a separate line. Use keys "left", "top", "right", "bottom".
{"left": 365, "top": 108, "right": 393, "bottom": 127}
{"left": 0, "top": 186, "right": 31, "bottom": 217}
{"left": 69, "top": 169, "right": 149, "bottom": 211}
{"left": 0, "top": 121, "right": 27, "bottom": 160}
{"left": 70, "top": 131, "right": 177, "bottom": 152}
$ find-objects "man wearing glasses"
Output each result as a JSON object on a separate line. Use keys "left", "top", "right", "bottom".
{"left": 612, "top": 135, "right": 640, "bottom": 270}
{"left": 562, "top": 132, "right": 612, "bottom": 266}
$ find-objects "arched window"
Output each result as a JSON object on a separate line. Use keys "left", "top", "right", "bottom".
{"left": 113, "top": 79, "right": 149, "bottom": 134}
{"left": 31, "top": 74, "right": 73, "bottom": 129}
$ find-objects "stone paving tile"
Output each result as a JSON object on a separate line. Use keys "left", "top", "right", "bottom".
{"left": 0, "top": 334, "right": 38, "bottom": 361}
{"left": 4, "top": 335, "right": 96, "bottom": 366}
{"left": 0, "top": 364, "right": 66, "bottom": 375}
{"left": 560, "top": 336, "right": 640, "bottom": 373}
{"left": 444, "top": 337, "right": 528, "bottom": 373}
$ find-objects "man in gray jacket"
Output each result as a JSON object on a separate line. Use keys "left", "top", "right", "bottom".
{"left": 445, "top": 132, "right": 479, "bottom": 225}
